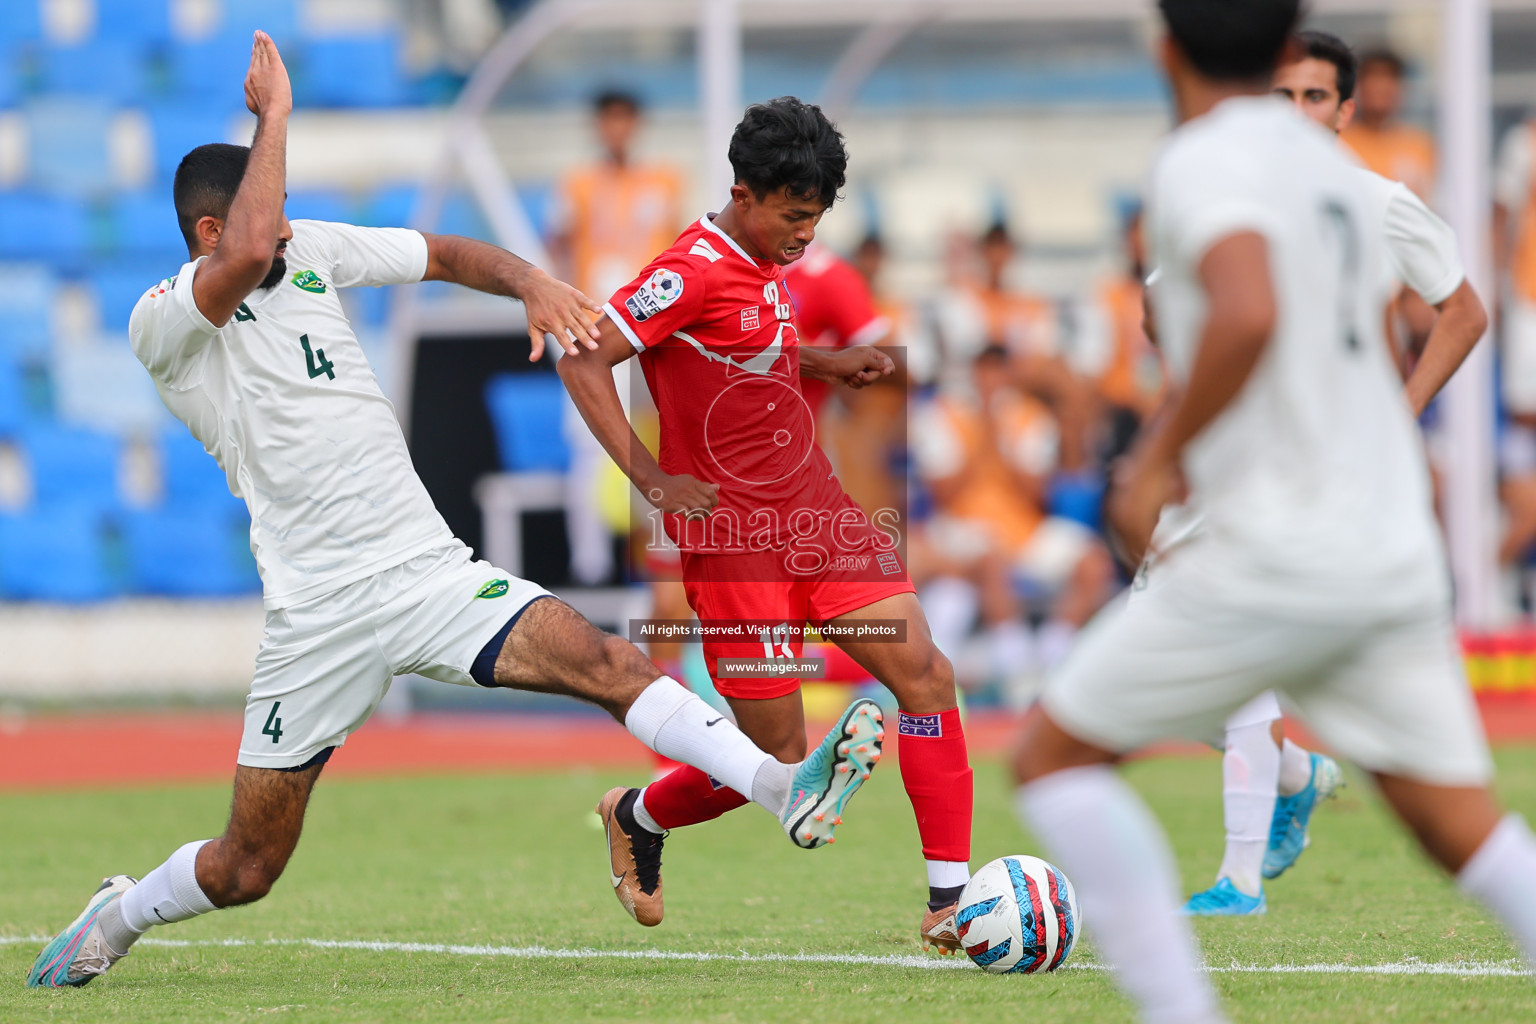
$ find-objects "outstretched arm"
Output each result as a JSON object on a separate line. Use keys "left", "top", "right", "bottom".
{"left": 192, "top": 31, "right": 291, "bottom": 328}
{"left": 422, "top": 233, "right": 601, "bottom": 361}
{"left": 799, "top": 345, "right": 895, "bottom": 389}
{"left": 1403, "top": 280, "right": 1489, "bottom": 416}
{"left": 556, "top": 317, "right": 720, "bottom": 516}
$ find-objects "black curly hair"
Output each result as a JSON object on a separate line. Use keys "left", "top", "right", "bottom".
{"left": 728, "top": 97, "right": 847, "bottom": 207}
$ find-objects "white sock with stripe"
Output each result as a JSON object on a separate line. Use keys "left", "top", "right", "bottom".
{"left": 1016, "top": 766, "right": 1225, "bottom": 1024}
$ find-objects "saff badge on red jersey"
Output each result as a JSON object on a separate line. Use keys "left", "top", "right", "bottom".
{"left": 625, "top": 268, "right": 685, "bottom": 322}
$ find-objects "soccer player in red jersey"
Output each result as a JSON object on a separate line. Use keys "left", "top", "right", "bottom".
{"left": 559, "top": 97, "right": 972, "bottom": 953}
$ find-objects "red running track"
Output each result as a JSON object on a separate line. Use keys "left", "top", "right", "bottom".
{"left": 4, "top": 699, "right": 1536, "bottom": 791}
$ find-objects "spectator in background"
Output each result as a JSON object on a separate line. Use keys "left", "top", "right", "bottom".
{"left": 1340, "top": 47, "right": 1436, "bottom": 200}
{"left": 1074, "top": 207, "right": 1164, "bottom": 463}
{"left": 1494, "top": 116, "right": 1536, "bottom": 573}
{"left": 911, "top": 345, "right": 1114, "bottom": 699}
{"left": 547, "top": 90, "right": 684, "bottom": 586}
{"left": 933, "top": 222, "right": 1093, "bottom": 471}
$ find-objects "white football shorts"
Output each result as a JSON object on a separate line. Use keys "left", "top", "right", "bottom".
{"left": 239, "top": 542, "right": 551, "bottom": 769}
{"left": 1046, "top": 544, "right": 1492, "bottom": 787}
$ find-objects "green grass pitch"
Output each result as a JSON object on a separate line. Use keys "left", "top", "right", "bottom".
{"left": 5, "top": 747, "right": 1536, "bottom": 1022}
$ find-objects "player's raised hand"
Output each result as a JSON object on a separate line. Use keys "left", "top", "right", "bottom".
{"left": 645, "top": 473, "right": 721, "bottom": 520}
{"left": 244, "top": 31, "right": 292, "bottom": 118}
{"left": 521, "top": 269, "right": 602, "bottom": 361}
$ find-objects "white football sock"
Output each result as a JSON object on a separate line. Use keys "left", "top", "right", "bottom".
{"left": 1017, "top": 766, "right": 1225, "bottom": 1024}
{"left": 631, "top": 790, "right": 665, "bottom": 835}
{"left": 1217, "top": 720, "right": 1280, "bottom": 897}
{"left": 921, "top": 578, "right": 978, "bottom": 660}
{"left": 1458, "top": 814, "right": 1536, "bottom": 971}
{"left": 926, "top": 859, "right": 971, "bottom": 890}
{"left": 1277, "top": 739, "right": 1313, "bottom": 796}
{"left": 104, "top": 840, "right": 218, "bottom": 953}
{"left": 624, "top": 676, "right": 778, "bottom": 812}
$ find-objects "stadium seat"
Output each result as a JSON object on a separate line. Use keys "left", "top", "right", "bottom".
{"left": 0, "top": 263, "right": 59, "bottom": 364}
{"left": 0, "top": 357, "right": 23, "bottom": 437}
{"left": 51, "top": 334, "right": 170, "bottom": 435}
{"left": 164, "top": 33, "right": 260, "bottom": 105}
{"left": 295, "top": 34, "right": 408, "bottom": 108}
{"left": 0, "top": 49, "right": 21, "bottom": 109}
{"left": 89, "top": 263, "right": 153, "bottom": 330}
{"left": 109, "top": 190, "right": 187, "bottom": 264}
{"left": 159, "top": 427, "right": 244, "bottom": 515}
{"left": 19, "top": 424, "right": 121, "bottom": 509}
{"left": 1049, "top": 471, "right": 1105, "bottom": 531}
{"left": 284, "top": 190, "right": 353, "bottom": 225}
{"left": 38, "top": 42, "right": 149, "bottom": 102}
{"left": 0, "top": 2, "right": 42, "bottom": 45}
{"left": 359, "top": 184, "right": 418, "bottom": 228}
{"left": 0, "top": 193, "right": 91, "bottom": 266}
{"left": 147, "top": 106, "right": 236, "bottom": 184}
{"left": 484, "top": 372, "right": 571, "bottom": 473}
{"left": 94, "top": 0, "right": 173, "bottom": 45}
{"left": 121, "top": 507, "right": 258, "bottom": 596}
{"left": 25, "top": 98, "right": 116, "bottom": 196}
{"left": 219, "top": 0, "right": 298, "bottom": 42}
{"left": 0, "top": 505, "right": 115, "bottom": 602}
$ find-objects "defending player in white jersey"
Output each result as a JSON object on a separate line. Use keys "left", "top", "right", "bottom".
{"left": 1012, "top": 3, "right": 1536, "bottom": 1021}
{"left": 27, "top": 33, "right": 886, "bottom": 990}
{"left": 1182, "top": 28, "right": 1490, "bottom": 916}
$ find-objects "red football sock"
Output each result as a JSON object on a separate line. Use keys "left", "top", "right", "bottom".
{"left": 896, "top": 707, "right": 973, "bottom": 864}
{"left": 641, "top": 765, "right": 750, "bottom": 829}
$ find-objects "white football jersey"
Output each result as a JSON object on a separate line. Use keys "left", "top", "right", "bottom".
{"left": 1145, "top": 96, "right": 1447, "bottom": 616}
{"left": 130, "top": 220, "right": 456, "bottom": 609}
{"left": 1353, "top": 164, "right": 1465, "bottom": 306}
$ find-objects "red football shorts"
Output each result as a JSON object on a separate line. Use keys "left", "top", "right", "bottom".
{"left": 680, "top": 537, "right": 915, "bottom": 700}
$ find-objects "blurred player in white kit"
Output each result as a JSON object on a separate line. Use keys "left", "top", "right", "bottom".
{"left": 1012, "top": 2, "right": 1536, "bottom": 1022}
{"left": 1182, "top": 28, "right": 1489, "bottom": 916}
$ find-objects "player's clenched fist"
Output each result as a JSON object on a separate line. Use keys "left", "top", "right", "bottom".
{"left": 244, "top": 30, "right": 292, "bottom": 118}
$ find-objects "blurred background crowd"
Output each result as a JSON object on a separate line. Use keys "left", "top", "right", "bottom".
{"left": 3, "top": 0, "right": 1536, "bottom": 707}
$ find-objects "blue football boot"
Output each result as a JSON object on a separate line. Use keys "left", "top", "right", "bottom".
{"left": 1263, "top": 752, "right": 1344, "bottom": 880}
{"left": 1183, "top": 877, "right": 1267, "bottom": 916}
{"left": 781, "top": 697, "right": 884, "bottom": 848}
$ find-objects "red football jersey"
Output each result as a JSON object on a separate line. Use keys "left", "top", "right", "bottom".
{"left": 784, "top": 244, "right": 890, "bottom": 417}
{"left": 604, "top": 216, "right": 857, "bottom": 556}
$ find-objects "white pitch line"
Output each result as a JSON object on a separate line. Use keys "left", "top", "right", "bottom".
{"left": 1, "top": 935, "right": 1529, "bottom": 977}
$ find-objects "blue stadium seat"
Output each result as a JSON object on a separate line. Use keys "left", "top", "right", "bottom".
{"left": 25, "top": 98, "right": 115, "bottom": 196}
{"left": 0, "top": 48, "right": 21, "bottom": 109}
{"left": 51, "top": 334, "right": 170, "bottom": 435}
{"left": 89, "top": 264, "right": 153, "bottom": 330}
{"left": 147, "top": 106, "right": 236, "bottom": 183}
{"left": 0, "top": 2, "right": 42, "bottom": 45}
{"left": 359, "top": 184, "right": 418, "bottom": 228}
{"left": 0, "top": 193, "right": 91, "bottom": 266}
{"left": 94, "top": 0, "right": 173, "bottom": 45}
{"left": 0, "top": 357, "right": 23, "bottom": 437}
{"left": 0, "top": 263, "right": 58, "bottom": 364}
{"left": 1048, "top": 471, "right": 1106, "bottom": 531}
{"left": 0, "top": 505, "right": 114, "bottom": 602}
{"left": 285, "top": 190, "right": 353, "bottom": 225}
{"left": 220, "top": 0, "right": 298, "bottom": 42}
{"left": 121, "top": 507, "right": 259, "bottom": 596}
{"left": 38, "top": 41, "right": 149, "bottom": 102}
{"left": 484, "top": 372, "right": 571, "bottom": 473}
{"left": 165, "top": 33, "right": 258, "bottom": 105}
{"left": 439, "top": 193, "right": 492, "bottom": 241}
{"left": 20, "top": 424, "right": 121, "bottom": 508}
{"left": 109, "top": 190, "right": 187, "bottom": 264}
{"left": 160, "top": 428, "right": 244, "bottom": 515}
{"left": 296, "top": 34, "right": 408, "bottom": 108}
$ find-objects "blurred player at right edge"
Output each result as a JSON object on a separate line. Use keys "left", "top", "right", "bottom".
{"left": 1013, "top": 2, "right": 1536, "bottom": 1021}
{"left": 1179, "top": 28, "right": 1489, "bottom": 917}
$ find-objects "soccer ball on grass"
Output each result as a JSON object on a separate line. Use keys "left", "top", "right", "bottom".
{"left": 957, "top": 855, "right": 1080, "bottom": 974}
